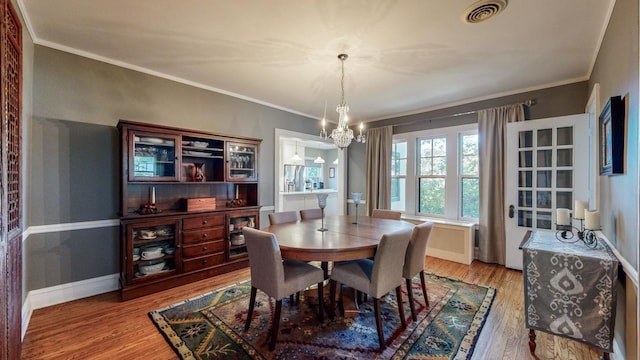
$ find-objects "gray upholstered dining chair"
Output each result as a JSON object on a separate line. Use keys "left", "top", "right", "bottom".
{"left": 329, "top": 227, "right": 413, "bottom": 350}
{"left": 299, "top": 208, "right": 323, "bottom": 220}
{"left": 268, "top": 211, "right": 298, "bottom": 225}
{"left": 243, "top": 227, "right": 325, "bottom": 351}
{"left": 371, "top": 209, "right": 402, "bottom": 220}
{"left": 403, "top": 221, "right": 434, "bottom": 321}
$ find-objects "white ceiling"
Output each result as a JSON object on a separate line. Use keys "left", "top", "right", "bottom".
{"left": 19, "top": 0, "right": 614, "bottom": 122}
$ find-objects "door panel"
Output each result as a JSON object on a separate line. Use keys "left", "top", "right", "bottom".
{"left": 505, "top": 114, "right": 589, "bottom": 269}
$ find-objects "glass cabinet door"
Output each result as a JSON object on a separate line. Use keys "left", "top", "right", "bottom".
{"left": 125, "top": 219, "right": 179, "bottom": 283}
{"left": 129, "top": 130, "right": 180, "bottom": 181}
{"left": 226, "top": 142, "right": 258, "bottom": 182}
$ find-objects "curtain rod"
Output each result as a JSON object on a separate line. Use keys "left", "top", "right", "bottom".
{"left": 392, "top": 98, "right": 536, "bottom": 128}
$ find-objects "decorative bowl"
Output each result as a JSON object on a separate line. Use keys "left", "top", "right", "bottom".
{"left": 138, "top": 260, "right": 166, "bottom": 275}
{"left": 231, "top": 233, "right": 245, "bottom": 246}
{"left": 141, "top": 247, "right": 163, "bottom": 260}
{"left": 190, "top": 141, "right": 209, "bottom": 148}
{"left": 164, "top": 247, "right": 175, "bottom": 255}
{"left": 155, "top": 227, "right": 172, "bottom": 236}
{"left": 139, "top": 230, "right": 157, "bottom": 239}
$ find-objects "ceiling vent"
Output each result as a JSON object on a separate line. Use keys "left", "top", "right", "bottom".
{"left": 462, "top": 0, "right": 508, "bottom": 24}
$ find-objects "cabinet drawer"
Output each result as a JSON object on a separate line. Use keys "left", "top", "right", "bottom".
{"left": 182, "top": 240, "right": 225, "bottom": 258}
{"left": 182, "top": 253, "right": 225, "bottom": 272}
{"left": 183, "top": 227, "right": 225, "bottom": 244}
{"left": 183, "top": 214, "right": 225, "bottom": 230}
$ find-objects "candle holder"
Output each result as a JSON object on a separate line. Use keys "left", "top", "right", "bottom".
{"left": 556, "top": 217, "right": 600, "bottom": 248}
{"left": 317, "top": 193, "right": 328, "bottom": 232}
{"left": 351, "top": 192, "right": 362, "bottom": 224}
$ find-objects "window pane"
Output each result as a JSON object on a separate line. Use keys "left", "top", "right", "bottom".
{"left": 519, "top": 131, "right": 532, "bottom": 148}
{"left": 536, "top": 191, "right": 551, "bottom": 208}
{"left": 537, "top": 211, "right": 552, "bottom": 229}
{"left": 557, "top": 149, "right": 572, "bottom": 167}
{"left": 433, "top": 138, "right": 447, "bottom": 156}
{"left": 537, "top": 150, "right": 552, "bottom": 167}
{"left": 461, "top": 178, "right": 479, "bottom": 218}
{"left": 519, "top": 190, "right": 532, "bottom": 207}
{"left": 394, "top": 141, "right": 407, "bottom": 157}
{"left": 391, "top": 178, "right": 405, "bottom": 211}
{"left": 519, "top": 171, "right": 532, "bottom": 188}
{"left": 537, "top": 129, "right": 552, "bottom": 146}
{"left": 557, "top": 127, "right": 573, "bottom": 146}
{"left": 518, "top": 210, "right": 532, "bottom": 227}
{"left": 557, "top": 191, "right": 573, "bottom": 209}
{"left": 461, "top": 134, "right": 479, "bottom": 176}
{"left": 420, "top": 139, "right": 432, "bottom": 157}
{"left": 419, "top": 178, "right": 445, "bottom": 215}
{"left": 536, "top": 170, "right": 552, "bottom": 188}
{"left": 556, "top": 170, "right": 572, "bottom": 188}
{"left": 432, "top": 157, "right": 446, "bottom": 175}
{"left": 462, "top": 134, "right": 478, "bottom": 156}
{"left": 519, "top": 151, "right": 532, "bottom": 168}
{"left": 420, "top": 158, "right": 431, "bottom": 175}
{"left": 462, "top": 156, "right": 478, "bottom": 175}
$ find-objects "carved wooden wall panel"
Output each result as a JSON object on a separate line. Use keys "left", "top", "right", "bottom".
{"left": 1, "top": 0, "right": 22, "bottom": 358}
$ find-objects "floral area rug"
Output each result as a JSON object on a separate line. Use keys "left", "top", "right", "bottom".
{"left": 149, "top": 274, "right": 495, "bottom": 359}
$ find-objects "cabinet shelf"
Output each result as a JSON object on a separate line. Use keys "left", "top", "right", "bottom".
{"left": 183, "top": 154, "right": 224, "bottom": 159}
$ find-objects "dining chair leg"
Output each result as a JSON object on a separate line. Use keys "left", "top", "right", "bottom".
{"left": 406, "top": 278, "right": 417, "bottom": 321}
{"left": 289, "top": 294, "right": 294, "bottom": 305}
{"left": 317, "top": 281, "right": 324, "bottom": 323}
{"left": 269, "top": 299, "right": 283, "bottom": 351}
{"left": 373, "top": 298, "right": 385, "bottom": 350}
{"left": 295, "top": 291, "right": 301, "bottom": 305}
{"left": 420, "top": 271, "right": 429, "bottom": 307}
{"left": 329, "top": 279, "right": 336, "bottom": 320}
{"left": 395, "top": 286, "right": 407, "bottom": 329}
{"left": 245, "top": 286, "right": 257, "bottom": 330}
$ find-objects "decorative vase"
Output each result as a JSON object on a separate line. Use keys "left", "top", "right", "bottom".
{"left": 192, "top": 162, "right": 205, "bottom": 182}
{"left": 351, "top": 192, "right": 363, "bottom": 224}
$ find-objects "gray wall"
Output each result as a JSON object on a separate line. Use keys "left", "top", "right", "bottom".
{"left": 28, "top": 46, "right": 320, "bottom": 290}
{"left": 16, "top": 0, "right": 35, "bottom": 303}
{"left": 589, "top": 0, "right": 639, "bottom": 271}
{"left": 588, "top": 0, "right": 639, "bottom": 353}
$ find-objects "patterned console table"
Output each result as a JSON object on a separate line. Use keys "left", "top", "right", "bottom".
{"left": 520, "top": 230, "right": 618, "bottom": 359}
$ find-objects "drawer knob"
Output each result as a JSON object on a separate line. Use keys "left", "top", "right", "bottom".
{"left": 203, "top": 259, "right": 208, "bottom": 264}
{"left": 202, "top": 220, "right": 208, "bottom": 224}
{"left": 203, "top": 247, "right": 208, "bottom": 251}
{"left": 202, "top": 233, "right": 208, "bottom": 238}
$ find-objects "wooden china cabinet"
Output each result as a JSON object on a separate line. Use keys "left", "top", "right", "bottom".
{"left": 118, "top": 120, "right": 261, "bottom": 300}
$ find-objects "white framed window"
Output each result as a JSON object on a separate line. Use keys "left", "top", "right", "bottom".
{"left": 417, "top": 137, "right": 447, "bottom": 216}
{"left": 391, "top": 140, "right": 407, "bottom": 211}
{"left": 459, "top": 132, "right": 479, "bottom": 219}
{"left": 392, "top": 124, "right": 478, "bottom": 221}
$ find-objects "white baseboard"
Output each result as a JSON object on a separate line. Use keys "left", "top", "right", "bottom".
{"left": 21, "top": 273, "right": 119, "bottom": 340}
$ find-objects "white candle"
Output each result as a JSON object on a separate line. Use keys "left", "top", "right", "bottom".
{"left": 556, "top": 208, "right": 570, "bottom": 225}
{"left": 151, "top": 187, "right": 155, "bottom": 204}
{"left": 585, "top": 210, "right": 600, "bottom": 230}
{"left": 574, "top": 201, "right": 587, "bottom": 220}
{"left": 235, "top": 186, "right": 239, "bottom": 199}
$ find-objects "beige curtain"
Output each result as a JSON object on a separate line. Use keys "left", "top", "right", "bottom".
{"left": 477, "top": 104, "right": 525, "bottom": 264}
{"left": 365, "top": 126, "right": 393, "bottom": 215}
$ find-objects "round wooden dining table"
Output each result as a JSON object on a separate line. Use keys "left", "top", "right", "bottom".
{"left": 263, "top": 215, "right": 414, "bottom": 262}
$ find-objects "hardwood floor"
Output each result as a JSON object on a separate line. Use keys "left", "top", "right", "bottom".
{"left": 21, "top": 257, "right": 604, "bottom": 359}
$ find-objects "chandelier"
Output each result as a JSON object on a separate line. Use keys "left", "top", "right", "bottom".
{"left": 320, "top": 54, "right": 366, "bottom": 149}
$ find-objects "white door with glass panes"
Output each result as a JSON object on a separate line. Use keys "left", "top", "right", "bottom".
{"left": 505, "top": 114, "right": 589, "bottom": 270}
